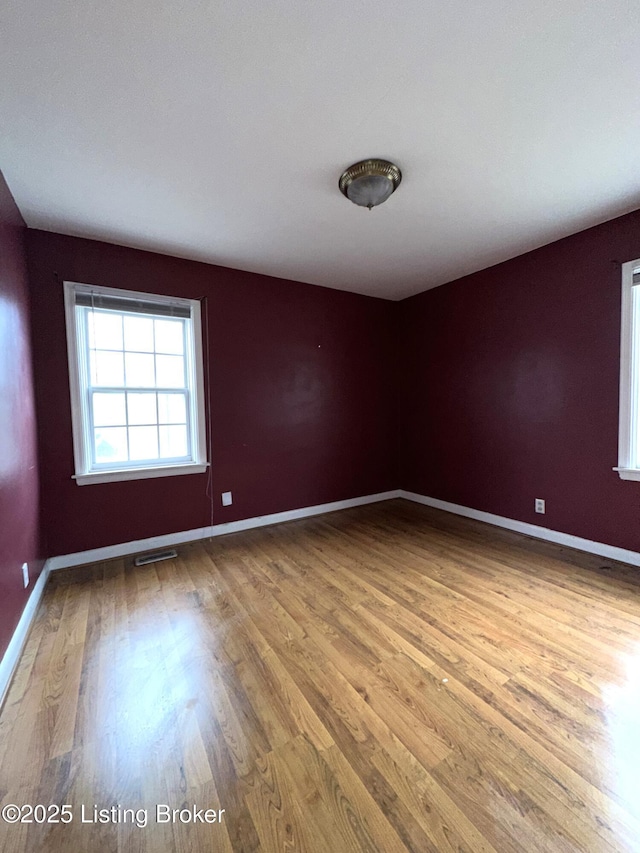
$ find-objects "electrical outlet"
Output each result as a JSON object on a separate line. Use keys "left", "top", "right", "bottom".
{"left": 221, "top": 491, "right": 233, "bottom": 507}
{"left": 22, "top": 562, "right": 29, "bottom": 588}
{"left": 535, "top": 498, "right": 545, "bottom": 514}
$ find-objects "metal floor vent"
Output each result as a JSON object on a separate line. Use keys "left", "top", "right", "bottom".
{"left": 134, "top": 549, "right": 178, "bottom": 566}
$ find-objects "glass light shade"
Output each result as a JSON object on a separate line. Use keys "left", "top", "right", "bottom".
{"left": 339, "top": 159, "right": 402, "bottom": 209}
{"left": 346, "top": 174, "right": 395, "bottom": 208}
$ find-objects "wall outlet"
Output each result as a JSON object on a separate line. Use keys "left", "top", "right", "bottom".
{"left": 221, "top": 491, "right": 233, "bottom": 507}
{"left": 22, "top": 562, "right": 29, "bottom": 588}
{"left": 535, "top": 498, "right": 545, "bottom": 514}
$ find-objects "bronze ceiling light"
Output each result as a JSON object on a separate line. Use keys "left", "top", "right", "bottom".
{"left": 339, "top": 159, "right": 402, "bottom": 210}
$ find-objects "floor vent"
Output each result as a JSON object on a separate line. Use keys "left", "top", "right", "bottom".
{"left": 134, "top": 549, "right": 178, "bottom": 567}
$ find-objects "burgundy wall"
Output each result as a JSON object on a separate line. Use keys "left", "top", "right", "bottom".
{"left": 399, "top": 208, "right": 640, "bottom": 552}
{"left": 26, "top": 231, "right": 398, "bottom": 557}
{"left": 22, "top": 204, "right": 640, "bottom": 561}
{"left": 0, "top": 174, "right": 42, "bottom": 660}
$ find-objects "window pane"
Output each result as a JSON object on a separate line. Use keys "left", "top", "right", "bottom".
{"left": 87, "top": 311, "right": 123, "bottom": 350}
{"left": 154, "top": 318, "right": 184, "bottom": 354}
{"left": 159, "top": 425, "right": 188, "bottom": 458}
{"left": 91, "top": 350, "right": 125, "bottom": 386}
{"left": 124, "top": 315, "right": 154, "bottom": 353}
{"left": 94, "top": 427, "right": 128, "bottom": 463}
{"left": 128, "top": 426, "right": 159, "bottom": 461}
{"left": 69, "top": 284, "right": 203, "bottom": 478}
{"left": 125, "top": 352, "right": 155, "bottom": 387}
{"left": 157, "top": 393, "right": 186, "bottom": 424}
{"left": 633, "top": 286, "right": 640, "bottom": 468}
{"left": 127, "top": 392, "right": 157, "bottom": 426}
{"left": 156, "top": 354, "right": 184, "bottom": 388}
{"left": 92, "top": 392, "right": 126, "bottom": 427}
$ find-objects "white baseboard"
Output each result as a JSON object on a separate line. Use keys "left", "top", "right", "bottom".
{"left": 48, "top": 490, "right": 403, "bottom": 570}
{"left": 0, "top": 562, "right": 51, "bottom": 710}
{"left": 400, "top": 490, "right": 640, "bottom": 567}
{"left": 46, "top": 487, "right": 640, "bottom": 571}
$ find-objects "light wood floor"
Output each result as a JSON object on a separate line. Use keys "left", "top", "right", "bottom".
{"left": 2, "top": 499, "right": 640, "bottom": 852}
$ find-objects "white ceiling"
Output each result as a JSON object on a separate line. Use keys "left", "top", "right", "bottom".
{"left": 1, "top": 1, "right": 640, "bottom": 300}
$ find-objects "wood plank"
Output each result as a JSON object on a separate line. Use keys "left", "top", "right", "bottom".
{"left": 2, "top": 498, "right": 640, "bottom": 851}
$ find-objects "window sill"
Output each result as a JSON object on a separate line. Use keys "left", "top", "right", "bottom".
{"left": 73, "top": 462, "right": 208, "bottom": 486}
{"left": 613, "top": 467, "right": 640, "bottom": 481}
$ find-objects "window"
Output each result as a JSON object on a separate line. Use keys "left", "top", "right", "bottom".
{"left": 617, "top": 260, "right": 640, "bottom": 480}
{"left": 64, "top": 281, "right": 207, "bottom": 485}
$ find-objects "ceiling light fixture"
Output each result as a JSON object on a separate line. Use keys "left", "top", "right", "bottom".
{"left": 339, "top": 159, "right": 402, "bottom": 210}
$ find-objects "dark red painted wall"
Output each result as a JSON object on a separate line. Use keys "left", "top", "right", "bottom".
{"left": 26, "top": 231, "right": 398, "bottom": 557}
{"left": 0, "top": 174, "right": 42, "bottom": 660}
{"left": 24, "top": 204, "right": 640, "bottom": 561}
{"left": 399, "top": 208, "right": 640, "bottom": 552}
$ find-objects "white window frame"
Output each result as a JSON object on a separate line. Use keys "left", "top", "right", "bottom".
{"left": 616, "top": 259, "right": 640, "bottom": 480}
{"left": 64, "top": 281, "right": 208, "bottom": 485}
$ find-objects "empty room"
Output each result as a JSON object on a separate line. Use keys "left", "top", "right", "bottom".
{"left": 2, "top": 2, "right": 640, "bottom": 851}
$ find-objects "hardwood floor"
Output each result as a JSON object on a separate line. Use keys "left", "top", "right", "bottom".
{"left": 2, "top": 499, "right": 640, "bottom": 852}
